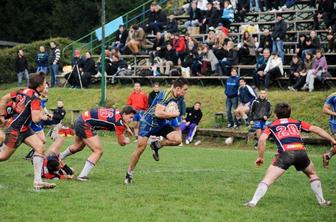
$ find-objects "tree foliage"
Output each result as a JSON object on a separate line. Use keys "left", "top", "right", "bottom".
{"left": 0, "top": 0, "right": 147, "bottom": 43}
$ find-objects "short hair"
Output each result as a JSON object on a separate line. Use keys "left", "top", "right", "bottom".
{"left": 274, "top": 103, "right": 291, "bottom": 118}
{"left": 172, "top": 77, "right": 188, "bottom": 88}
{"left": 121, "top": 105, "right": 136, "bottom": 115}
{"left": 194, "top": 101, "right": 201, "bottom": 105}
{"left": 47, "top": 156, "right": 60, "bottom": 173}
{"left": 153, "top": 82, "right": 160, "bottom": 87}
{"left": 29, "top": 72, "right": 46, "bottom": 90}
{"left": 239, "top": 77, "right": 245, "bottom": 82}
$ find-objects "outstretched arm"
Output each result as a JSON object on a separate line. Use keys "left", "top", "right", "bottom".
{"left": 309, "top": 125, "right": 336, "bottom": 145}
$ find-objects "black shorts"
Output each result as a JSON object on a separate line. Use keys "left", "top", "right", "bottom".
{"left": 74, "top": 117, "right": 97, "bottom": 139}
{"left": 4, "top": 127, "right": 34, "bottom": 149}
{"left": 272, "top": 150, "right": 311, "bottom": 171}
{"left": 152, "top": 125, "right": 175, "bottom": 139}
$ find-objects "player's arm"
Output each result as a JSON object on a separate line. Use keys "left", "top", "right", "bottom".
{"left": 309, "top": 125, "right": 336, "bottom": 146}
{"left": 323, "top": 103, "right": 336, "bottom": 116}
{"left": 154, "top": 104, "right": 180, "bottom": 119}
{"left": 0, "top": 93, "right": 12, "bottom": 124}
{"left": 256, "top": 132, "right": 269, "bottom": 167}
{"left": 116, "top": 134, "right": 130, "bottom": 146}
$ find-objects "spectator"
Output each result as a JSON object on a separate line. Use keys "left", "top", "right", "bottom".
{"left": 253, "top": 48, "right": 271, "bottom": 89}
{"left": 15, "top": 49, "right": 29, "bottom": 87}
{"left": 81, "top": 52, "right": 96, "bottom": 88}
{"left": 48, "top": 41, "right": 61, "bottom": 87}
{"left": 272, "top": 14, "right": 287, "bottom": 62}
{"left": 250, "top": 0, "right": 261, "bottom": 12}
{"left": 157, "top": 42, "right": 177, "bottom": 75}
{"left": 126, "top": 25, "right": 146, "bottom": 54}
{"left": 219, "top": 40, "right": 239, "bottom": 76}
{"left": 148, "top": 82, "right": 160, "bottom": 106}
{"left": 279, "top": 0, "right": 298, "bottom": 11}
{"left": 112, "top": 25, "right": 128, "bottom": 51}
{"left": 201, "top": 44, "right": 220, "bottom": 75}
{"left": 126, "top": 83, "right": 148, "bottom": 138}
{"left": 288, "top": 55, "right": 304, "bottom": 87}
{"left": 181, "top": 102, "right": 203, "bottom": 144}
{"left": 250, "top": 90, "right": 271, "bottom": 149}
{"left": 36, "top": 46, "right": 49, "bottom": 74}
{"left": 235, "top": 78, "right": 257, "bottom": 127}
{"left": 66, "top": 50, "right": 84, "bottom": 88}
{"left": 295, "top": 34, "right": 307, "bottom": 57}
{"left": 313, "top": 0, "right": 335, "bottom": 30}
{"left": 201, "top": 2, "right": 220, "bottom": 33}
{"left": 235, "top": 0, "right": 250, "bottom": 22}
{"left": 225, "top": 68, "right": 240, "bottom": 128}
{"left": 326, "top": 31, "right": 335, "bottom": 53}
{"left": 166, "top": 15, "right": 178, "bottom": 33}
{"left": 221, "top": 0, "right": 235, "bottom": 29}
{"left": 148, "top": 4, "right": 167, "bottom": 33}
{"left": 257, "top": 29, "right": 273, "bottom": 55}
{"left": 301, "top": 31, "right": 321, "bottom": 60}
{"left": 264, "top": 52, "right": 284, "bottom": 90}
{"left": 205, "top": 28, "right": 216, "bottom": 47}
{"left": 184, "top": 1, "right": 203, "bottom": 28}
{"left": 288, "top": 67, "right": 307, "bottom": 91}
{"left": 238, "top": 31, "right": 256, "bottom": 62}
{"left": 302, "top": 49, "right": 328, "bottom": 92}
{"left": 304, "top": 51, "right": 315, "bottom": 70}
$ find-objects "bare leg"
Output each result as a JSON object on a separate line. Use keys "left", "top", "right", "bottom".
{"left": 160, "top": 130, "right": 182, "bottom": 146}
{"left": 303, "top": 162, "right": 330, "bottom": 205}
{"left": 127, "top": 136, "right": 148, "bottom": 173}
{"left": 248, "top": 165, "right": 286, "bottom": 206}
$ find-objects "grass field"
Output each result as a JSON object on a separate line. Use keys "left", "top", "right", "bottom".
{"left": 0, "top": 136, "right": 335, "bottom": 222}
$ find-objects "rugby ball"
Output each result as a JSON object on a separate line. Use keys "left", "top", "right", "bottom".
{"left": 225, "top": 137, "right": 234, "bottom": 145}
{"left": 165, "top": 101, "right": 178, "bottom": 112}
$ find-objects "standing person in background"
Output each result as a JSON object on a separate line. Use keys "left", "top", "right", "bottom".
{"left": 180, "top": 102, "right": 203, "bottom": 144}
{"left": 48, "top": 41, "right": 61, "bottom": 87}
{"left": 15, "top": 49, "right": 29, "bottom": 87}
{"left": 235, "top": 78, "right": 257, "bottom": 127}
{"left": 127, "top": 83, "right": 148, "bottom": 139}
{"left": 272, "top": 14, "right": 287, "bottom": 62}
{"left": 36, "top": 46, "right": 49, "bottom": 74}
{"left": 225, "top": 68, "right": 240, "bottom": 128}
{"left": 148, "top": 82, "right": 161, "bottom": 107}
{"left": 81, "top": 52, "right": 96, "bottom": 88}
{"left": 250, "top": 90, "right": 272, "bottom": 150}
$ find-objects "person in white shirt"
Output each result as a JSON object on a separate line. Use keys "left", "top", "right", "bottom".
{"left": 264, "top": 52, "right": 283, "bottom": 90}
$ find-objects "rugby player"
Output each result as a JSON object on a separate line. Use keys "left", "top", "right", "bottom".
{"left": 322, "top": 92, "right": 336, "bottom": 167}
{"left": 59, "top": 105, "right": 136, "bottom": 181}
{"left": 124, "top": 78, "right": 188, "bottom": 184}
{"left": 0, "top": 72, "right": 55, "bottom": 189}
{"left": 245, "top": 103, "right": 335, "bottom": 207}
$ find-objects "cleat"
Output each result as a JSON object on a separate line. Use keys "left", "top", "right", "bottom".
{"left": 150, "top": 141, "right": 161, "bottom": 161}
{"left": 244, "top": 202, "right": 256, "bottom": 208}
{"left": 76, "top": 176, "right": 89, "bottom": 182}
{"left": 124, "top": 173, "right": 133, "bottom": 184}
{"left": 320, "top": 200, "right": 332, "bottom": 207}
{"left": 322, "top": 153, "right": 330, "bottom": 168}
{"left": 34, "top": 181, "right": 56, "bottom": 190}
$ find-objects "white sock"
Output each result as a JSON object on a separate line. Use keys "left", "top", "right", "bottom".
{"left": 127, "top": 170, "right": 133, "bottom": 176}
{"left": 310, "top": 179, "right": 326, "bottom": 204}
{"left": 250, "top": 182, "right": 269, "bottom": 205}
{"left": 33, "top": 154, "right": 44, "bottom": 183}
{"left": 78, "top": 160, "right": 95, "bottom": 178}
{"left": 60, "top": 147, "right": 72, "bottom": 160}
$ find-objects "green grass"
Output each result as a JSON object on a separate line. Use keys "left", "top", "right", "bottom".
{"left": 0, "top": 136, "right": 336, "bottom": 222}
{"left": 0, "top": 85, "right": 333, "bottom": 129}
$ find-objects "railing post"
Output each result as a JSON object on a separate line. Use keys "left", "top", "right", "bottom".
{"left": 142, "top": 5, "right": 145, "bottom": 25}
{"left": 89, "top": 33, "right": 93, "bottom": 54}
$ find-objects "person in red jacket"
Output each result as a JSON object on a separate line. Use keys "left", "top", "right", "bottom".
{"left": 127, "top": 83, "right": 148, "bottom": 138}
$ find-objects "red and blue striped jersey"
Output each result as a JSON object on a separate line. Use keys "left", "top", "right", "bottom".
{"left": 263, "top": 118, "right": 311, "bottom": 153}
{"left": 81, "top": 108, "right": 125, "bottom": 135}
{"left": 7, "top": 88, "right": 41, "bottom": 132}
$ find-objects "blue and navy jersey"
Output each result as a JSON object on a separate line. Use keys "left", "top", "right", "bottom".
{"left": 142, "top": 89, "right": 184, "bottom": 127}
{"left": 325, "top": 93, "right": 336, "bottom": 124}
{"left": 263, "top": 118, "right": 311, "bottom": 153}
{"left": 81, "top": 108, "right": 125, "bottom": 135}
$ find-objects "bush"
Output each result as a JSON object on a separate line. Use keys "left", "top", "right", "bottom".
{"left": 0, "top": 37, "right": 72, "bottom": 83}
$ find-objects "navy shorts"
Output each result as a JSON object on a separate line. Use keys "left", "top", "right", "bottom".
{"left": 138, "top": 120, "right": 175, "bottom": 138}
{"left": 253, "top": 120, "right": 266, "bottom": 130}
{"left": 74, "top": 117, "right": 97, "bottom": 139}
{"left": 31, "top": 122, "right": 44, "bottom": 132}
